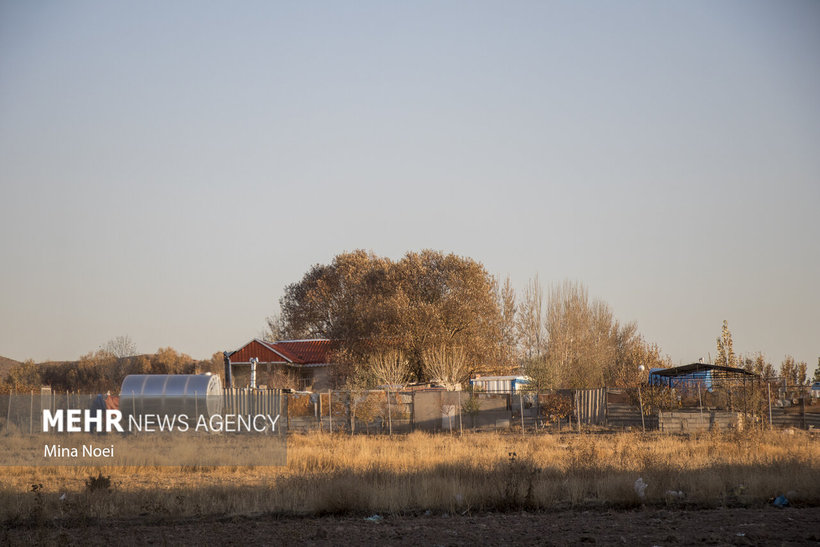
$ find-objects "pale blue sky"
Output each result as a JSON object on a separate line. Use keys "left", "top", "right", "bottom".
{"left": 1, "top": 1, "right": 818, "bottom": 368}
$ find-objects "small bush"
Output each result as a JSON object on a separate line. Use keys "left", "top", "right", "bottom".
{"left": 84, "top": 472, "right": 111, "bottom": 493}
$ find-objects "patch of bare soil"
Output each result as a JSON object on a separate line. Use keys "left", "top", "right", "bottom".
{"left": 5, "top": 507, "right": 820, "bottom": 546}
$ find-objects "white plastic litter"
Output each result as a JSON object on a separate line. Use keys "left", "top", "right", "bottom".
{"left": 634, "top": 477, "right": 648, "bottom": 499}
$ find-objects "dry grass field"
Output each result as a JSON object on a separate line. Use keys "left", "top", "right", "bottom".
{"left": 1, "top": 428, "right": 817, "bottom": 527}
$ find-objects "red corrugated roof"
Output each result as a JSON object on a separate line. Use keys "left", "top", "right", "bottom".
{"left": 230, "top": 339, "right": 290, "bottom": 364}
{"left": 230, "top": 339, "right": 337, "bottom": 365}
{"left": 271, "top": 340, "right": 337, "bottom": 364}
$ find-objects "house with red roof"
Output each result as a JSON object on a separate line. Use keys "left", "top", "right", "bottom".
{"left": 226, "top": 339, "right": 339, "bottom": 391}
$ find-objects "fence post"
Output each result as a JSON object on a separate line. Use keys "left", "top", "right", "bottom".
{"left": 575, "top": 391, "right": 580, "bottom": 433}
{"left": 638, "top": 384, "right": 646, "bottom": 433}
{"left": 458, "top": 391, "right": 463, "bottom": 436}
{"left": 519, "top": 391, "right": 524, "bottom": 435}
{"left": 328, "top": 390, "right": 333, "bottom": 434}
{"left": 578, "top": 392, "right": 581, "bottom": 433}
{"left": 801, "top": 395, "right": 806, "bottom": 429}
{"left": 318, "top": 390, "right": 323, "bottom": 431}
{"left": 411, "top": 392, "right": 415, "bottom": 432}
{"left": 349, "top": 391, "right": 355, "bottom": 436}
{"left": 386, "top": 388, "right": 392, "bottom": 436}
{"left": 5, "top": 390, "right": 12, "bottom": 433}
{"left": 767, "top": 383, "right": 773, "bottom": 429}
{"left": 280, "top": 390, "right": 286, "bottom": 436}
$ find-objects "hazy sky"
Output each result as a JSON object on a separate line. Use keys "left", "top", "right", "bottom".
{"left": 1, "top": 1, "right": 818, "bottom": 368}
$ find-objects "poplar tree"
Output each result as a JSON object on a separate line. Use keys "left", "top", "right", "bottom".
{"left": 516, "top": 275, "right": 545, "bottom": 360}
{"left": 715, "top": 320, "right": 737, "bottom": 367}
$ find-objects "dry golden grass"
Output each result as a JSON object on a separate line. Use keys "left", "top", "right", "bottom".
{"left": 1, "top": 429, "right": 817, "bottom": 522}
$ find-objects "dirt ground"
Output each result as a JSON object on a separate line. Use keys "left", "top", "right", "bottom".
{"left": 4, "top": 506, "right": 819, "bottom": 546}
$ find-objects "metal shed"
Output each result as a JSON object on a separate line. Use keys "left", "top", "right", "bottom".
{"left": 470, "top": 375, "right": 531, "bottom": 393}
{"left": 648, "top": 363, "right": 757, "bottom": 392}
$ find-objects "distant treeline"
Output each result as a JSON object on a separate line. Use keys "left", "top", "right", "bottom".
{"left": 1, "top": 348, "right": 223, "bottom": 394}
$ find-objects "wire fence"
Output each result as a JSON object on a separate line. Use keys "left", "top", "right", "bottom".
{"left": 282, "top": 381, "right": 819, "bottom": 434}
{"left": 2, "top": 380, "right": 817, "bottom": 435}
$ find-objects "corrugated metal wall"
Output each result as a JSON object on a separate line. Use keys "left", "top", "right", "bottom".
{"left": 223, "top": 388, "right": 284, "bottom": 422}
{"left": 575, "top": 388, "right": 607, "bottom": 425}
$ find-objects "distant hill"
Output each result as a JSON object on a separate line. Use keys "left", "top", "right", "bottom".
{"left": 0, "top": 355, "right": 21, "bottom": 379}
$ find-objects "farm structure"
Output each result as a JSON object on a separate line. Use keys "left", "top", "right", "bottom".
{"left": 226, "top": 339, "right": 339, "bottom": 391}
{"left": 120, "top": 373, "right": 223, "bottom": 421}
{"left": 469, "top": 375, "right": 530, "bottom": 393}
{"left": 648, "top": 362, "right": 758, "bottom": 392}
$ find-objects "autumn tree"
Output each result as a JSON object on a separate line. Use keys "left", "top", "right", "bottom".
{"left": 5, "top": 359, "right": 40, "bottom": 391}
{"left": 494, "top": 275, "right": 519, "bottom": 374}
{"left": 519, "top": 279, "right": 669, "bottom": 390}
{"left": 521, "top": 280, "right": 663, "bottom": 390}
{"left": 780, "top": 355, "right": 810, "bottom": 399}
{"left": 279, "top": 250, "right": 503, "bottom": 383}
{"left": 517, "top": 275, "right": 545, "bottom": 361}
{"left": 518, "top": 276, "right": 554, "bottom": 390}
{"left": 714, "top": 320, "right": 737, "bottom": 367}
{"left": 2, "top": 347, "right": 219, "bottom": 394}
{"left": 543, "top": 281, "right": 616, "bottom": 388}
{"left": 780, "top": 355, "right": 797, "bottom": 385}
{"left": 369, "top": 349, "right": 411, "bottom": 389}
{"left": 763, "top": 359, "right": 777, "bottom": 381}
{"left": 102, "top": 335, "right": 138, "bottom": 359}
{"left": 279, "top": 250, "right": 394, "bottom": 341}
{"left": 422, "top": 344, "right": 469, "bottom": 391}
{"left": 523, "top": 355, "right": 558, "bottom": 392}
{"left": 742, "top": 352, "right": 775, "bottom": 381}
{"left": 797, "top": 360, "right": 808, "bottom": 386}
{"left": 262, "top": 313, "right": 287, "bottom": 342}
{"left": 369, "top": 348, "right": 411, "bottom": 434}
{"left": 605, "top": 336, "right": 670, "bottom": 388}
